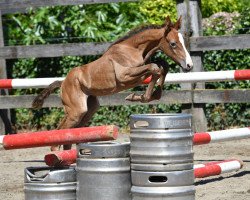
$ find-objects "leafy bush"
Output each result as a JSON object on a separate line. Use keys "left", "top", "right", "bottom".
{"left": 139, "top": 0, "right": 177, "bottom": 24}
{"left": 201, "top": 0, "right": 248, "bottom": 18}
{"left": 4, "top": 2, "right": 145, "bottom": 45}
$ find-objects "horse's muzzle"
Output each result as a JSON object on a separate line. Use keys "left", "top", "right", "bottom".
{"left": 180, "top": 60, "right": 193, "bottom": 72}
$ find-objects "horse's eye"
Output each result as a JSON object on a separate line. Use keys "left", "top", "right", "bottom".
{"left": 170, "top": 42, "right": 177, "bottom": 48}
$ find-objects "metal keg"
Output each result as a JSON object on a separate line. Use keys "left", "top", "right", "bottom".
{"left": 24, "top": 166, "right": 76, "bottom": 200}
{"left": 130, "top": 114, "right": 193, "bottom": 170}
{"left": 76, "top": 141, "right": 131, "bottom": 200}
{"left": 131, "top": 185, "right": 195, "bottom": 200}
{"left": 130, "top": 114, "right": 195, "bottom": 200}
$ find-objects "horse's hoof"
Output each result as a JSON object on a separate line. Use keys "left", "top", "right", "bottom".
{"left": 153, "top": 87, "right": 162, "bottom": 100}
{"left": 50, "top": 145, "right": 60, "bottom": 151}
{"left": 125, "top": 93, "right": 135, "bottom": 101}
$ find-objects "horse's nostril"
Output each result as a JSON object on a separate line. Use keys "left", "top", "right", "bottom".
{"left": 187, "top": 64, "right": 193, "bottom": 70}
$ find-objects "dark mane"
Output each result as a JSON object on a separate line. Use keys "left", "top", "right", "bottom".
{"left": 110, "top": 24, "right": 165, "bottom": 47}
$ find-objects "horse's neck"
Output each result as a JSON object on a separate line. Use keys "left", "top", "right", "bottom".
{"left": 131, "top": 29, "right": 164, "bottom": 58}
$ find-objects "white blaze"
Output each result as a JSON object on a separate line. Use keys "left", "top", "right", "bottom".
{"left": 178, "top": 33, "right": 193, "bottom": 67}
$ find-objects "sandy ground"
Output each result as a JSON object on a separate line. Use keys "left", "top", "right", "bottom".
{"left": 0, "top": 134, "right": 250, "bottom": 200}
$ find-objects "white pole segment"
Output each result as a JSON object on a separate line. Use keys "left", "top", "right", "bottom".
{"left": 218, "top": 161, "right": 242, "bottom": 173}
{"left": 209, "top": 127, "right": 250, "bottom": 143}
{"left": 0, "top": 135, "right": 3, "bottom": 144}
{"left": 165, "top": 70, "right": 235, "bottom": 83}
{"left": 12, "top": 78, "right": 65, "bottom": 89}
{"left": 193, "top": 164, "right": 205, "bottom": 169}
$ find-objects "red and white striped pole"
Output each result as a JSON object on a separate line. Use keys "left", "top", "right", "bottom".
{"left": 1, "top": 69, "right": 250, "bottom": 89}
{"left": 143, "top": 69, "right": 250, "bottom": 84}
{"left": 194, "top": 159, "right": 243, "bottom": 178}
{"left": 193, "top": 127, "right": 250, "bottom": 145}
{"left": 0, "top": 125, "right": 118, "bottom": 150}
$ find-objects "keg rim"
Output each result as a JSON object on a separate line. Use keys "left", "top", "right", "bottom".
{"left": 77, "top": 141, "right": 130, "bottom": 158}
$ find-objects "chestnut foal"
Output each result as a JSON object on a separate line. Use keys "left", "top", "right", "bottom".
{"left": 32, "top": 16, "right": 193, "bottom": 150}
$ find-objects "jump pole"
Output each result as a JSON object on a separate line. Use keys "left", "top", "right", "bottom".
{"left": 1, "top": 69, "right": 250, "bottom": 89}
{"left": 194, "top": 159, "right": 243, "bottom": 178}
{"left": 44, "top": 127, "right": 250, "bottom": 166}
{"left": 143, "top": 69, "right": 250, "bottom": 84}
{"left": 0, "top": 125, "right": 118, "bottom": 150}
{"left": 45, "top": 149, "right": 77, "bottom": 167}
{"left": 44, "top": 151, "right": 244, "bottom": 179}
{"left": 193, "top": 127, "right": 250, "bottom": 145}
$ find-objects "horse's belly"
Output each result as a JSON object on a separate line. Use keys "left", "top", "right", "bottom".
{"left": 87, "top": 76, "right": 118, "bottom": 96}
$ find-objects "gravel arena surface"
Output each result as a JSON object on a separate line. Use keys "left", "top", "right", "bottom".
{"left": 0, "top": 133, "right": 250, "bottom": 200}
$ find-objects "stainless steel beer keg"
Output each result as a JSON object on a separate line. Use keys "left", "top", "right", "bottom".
{"left": 24, "top": 166, "right": 76, "bottom": 200}
{"left": 130, "top": 114, "right": 193, "bottom": 168}
{"left": 130, "top": 114, "right": 195, "bottom": 200}
{"left": 76, "top": 141, "right": 131, "bottom": 200}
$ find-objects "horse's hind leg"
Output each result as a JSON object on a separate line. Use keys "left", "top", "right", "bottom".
{"left": 76, "top": 96, "right": 100, "bottom": 128}
{"left": 51, "top": 90, "right": 89, "bottom": 151}
{"left": 60, "top": 96, "right": 99, "bottom": 150}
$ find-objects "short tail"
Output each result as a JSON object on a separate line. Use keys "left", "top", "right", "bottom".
{"left": 32, "top": 80, "right": 63, "bottom": 109}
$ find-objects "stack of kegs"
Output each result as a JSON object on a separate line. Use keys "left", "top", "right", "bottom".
{"left": 24, "top": 113, "right": 195, "bottom": 200}
{"left": 76, "top": 141, "right": 131, "bottom": 200}
{"left": 130, "top": 114, "right": 195, "bottom": 200}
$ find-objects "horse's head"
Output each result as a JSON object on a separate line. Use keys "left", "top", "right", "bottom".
{"left": 160, "top": 16, "right": 193, "bottom": 72}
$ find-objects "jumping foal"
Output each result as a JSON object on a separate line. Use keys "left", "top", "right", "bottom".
{"left": 32, "top": 16, "right": 193, "bottom": 150}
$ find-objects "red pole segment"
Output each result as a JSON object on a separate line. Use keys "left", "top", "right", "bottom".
{"left": 45, "top": 149, "right": 77, "bottom": 167}
{"left": 194, "top": 164, "right": 222, "bottom": 178}
{"left": 193, "top": 132, "right": 211, "bottom": 145}
{"left": 0, "top": 125, "right": 118, "bottom": 150}
{"left": 234, "top": 69, "right": 250, "bottom": 80}
{"left": 0, "top": 79, "right": 12, "bottom": 89}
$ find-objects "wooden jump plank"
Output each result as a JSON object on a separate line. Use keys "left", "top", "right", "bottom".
{"left": 0, "top": 89, "right": 249, "bottom": 109}
{"left": 0, "top": 42, "right": 111, "bottom": 59}
{"left": 0, "top": 91, "right": 192, "bottom": 109}
{"left": 190, "top": 34, "right": 250, "bottom": 51}
{"left": 193, "top": 89, "right": 250, "bottom": 103}
{"left": 0, "top": 0, "right": 137, "bottom": 14}
{"left": 1, "top": 34, "right": 249, "bottom": 59}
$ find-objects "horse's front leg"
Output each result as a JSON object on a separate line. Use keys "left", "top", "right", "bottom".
{"left": 125, "top": 63, "right": 162, "bottom": 103}
{"left": 150, "top": 60, "right": 169, "bottom": 100}
{"left": 126, "top": 60, "right": 169, "bottom": 103}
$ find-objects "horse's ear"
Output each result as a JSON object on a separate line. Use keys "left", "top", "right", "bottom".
{"left": 164, "top": 16, "right": 172, "bottom": 27}
{"left": 164, "top": 16, "right": 172, "bottom": 34}
{"left": 174, "top": 16, "right": 182, "bottom": 30}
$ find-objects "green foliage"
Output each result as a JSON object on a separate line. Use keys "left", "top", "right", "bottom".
{"left": 236, "top": 8, "right": 250, "bottom": 34}
{"left": 4, "top": 2, "right": 145, "bottom": 46}
{"left": 205, "top": 103, "right": 250, "bottom": 130}
{"left": 201, "top": 0, "right": 247, "bottom": 18}
{"left": 139, "top": 0, "right": 177, "bottom": 24}
{"left": 15, "top": 108, "right": 63, "bottom": 131}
